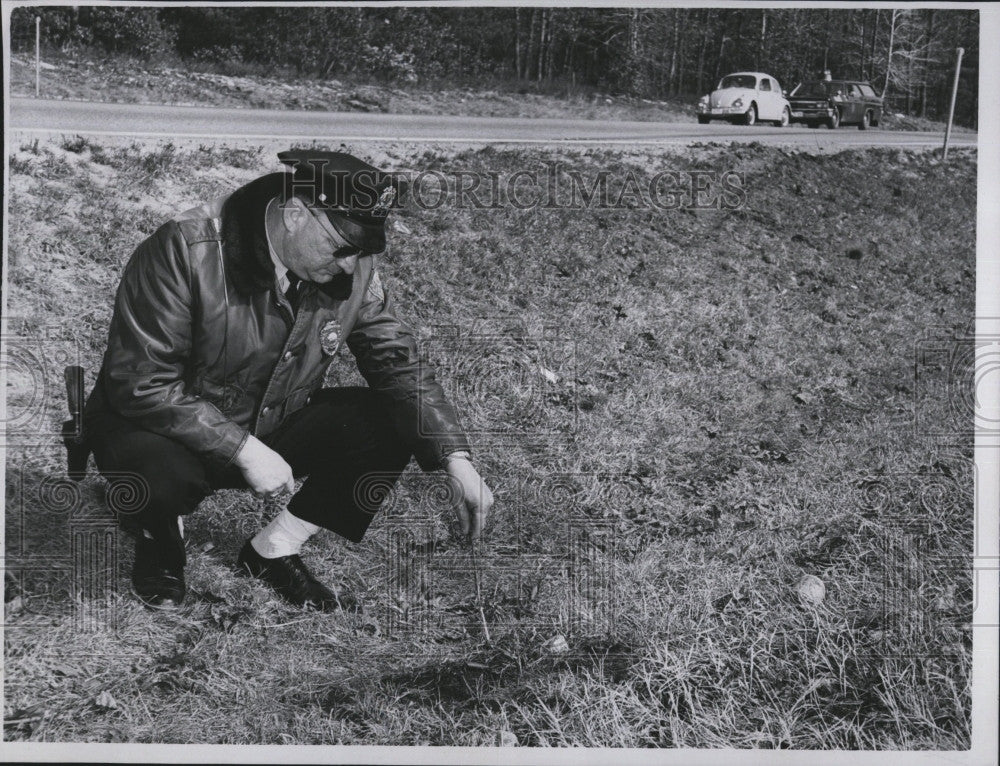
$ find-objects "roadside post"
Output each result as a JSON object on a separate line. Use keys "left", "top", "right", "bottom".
{"left": 942, "top": 47, "right": 964, "bottom": 162}
{"left": 35, "top": 16, "right": 40, "bottom": 97}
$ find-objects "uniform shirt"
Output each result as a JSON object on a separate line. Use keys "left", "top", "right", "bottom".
{"left": 264, "top": 212, "right": 292, "bottom": 295}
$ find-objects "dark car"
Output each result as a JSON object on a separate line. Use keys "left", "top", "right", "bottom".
{"left": 787, "top": 80, "right": 884, "bottom": 129}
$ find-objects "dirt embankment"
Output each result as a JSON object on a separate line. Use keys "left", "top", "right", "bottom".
{"left": 10, "top": 54, "right": 695, "bottom": 123}
{"left": 9, "top": 54, "right": 973, "bottom": 132}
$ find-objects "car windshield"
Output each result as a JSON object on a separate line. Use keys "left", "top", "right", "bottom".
{"left": 791, "top": 81, "right": 830, "bottom": 98}
{"left": 718, "top": 75, "right": 756, "bottom": 90}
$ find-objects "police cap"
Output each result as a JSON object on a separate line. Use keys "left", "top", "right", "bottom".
{"left": 277, "top": 149, "right": 406, "bottom": 254}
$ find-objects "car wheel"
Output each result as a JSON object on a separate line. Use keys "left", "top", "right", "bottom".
{"left": 744, "top": 103, "right": 757, "bottom": 127}
{"left": 827, "top": 109, "right": 840, "bottom": 129}
{"left": 859, "top": 110, "right": 870, "bottom": 130}
{"left": 775, "top": 106, "right": 790, "bottom": 127}
{"left": 697, "top": 115, "right": 711, "bottom": 125}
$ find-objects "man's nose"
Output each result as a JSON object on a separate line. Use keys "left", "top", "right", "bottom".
{"left": 337, "top": 254, "right": 359, "bottom": 275}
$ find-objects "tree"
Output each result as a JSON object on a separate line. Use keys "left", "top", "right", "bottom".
{"left": 883, "top": 9, "right": 903, "bottom": 97}
{"left": 11, "top": 7, "right": 979, "bottom": 126}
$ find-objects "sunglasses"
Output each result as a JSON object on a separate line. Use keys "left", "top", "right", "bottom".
{"left": 308, "top": 207, "right": 365, "bottom": 260}
{"left": 332, "top": 245, "right": 363, "bottom": 260}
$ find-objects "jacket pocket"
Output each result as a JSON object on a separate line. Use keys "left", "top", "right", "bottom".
{"left": 280, "top": 386, "right": 312, "bottom": 422}
{"left": 196, "top": 375, "right": 249, "bottom": 418}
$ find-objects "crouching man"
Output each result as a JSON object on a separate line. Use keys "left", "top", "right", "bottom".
{"left": 84, "top": 149, "right": 493, "bottom": 610}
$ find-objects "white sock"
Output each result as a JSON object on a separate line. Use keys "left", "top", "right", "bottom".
{"left": 251, "top": 509, "right": 321, "bottom": 559}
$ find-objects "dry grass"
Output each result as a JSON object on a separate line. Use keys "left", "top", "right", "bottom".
{"left": 3, "top": 137, "right": 975, "bottom": 746}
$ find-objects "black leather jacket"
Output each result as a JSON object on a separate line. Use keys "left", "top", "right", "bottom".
{"left": 86, "top": 173, "right": 470, "bottom": 469}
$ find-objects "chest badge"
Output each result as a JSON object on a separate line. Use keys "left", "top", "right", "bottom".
{"left": 320, "top": 319, "right": 342, "bottom": 355}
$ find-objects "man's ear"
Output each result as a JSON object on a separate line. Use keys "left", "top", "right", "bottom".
{"left": 281, "top": 196, "right": 309, "bottom": 232}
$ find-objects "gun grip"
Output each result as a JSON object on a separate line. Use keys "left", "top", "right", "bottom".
{"left": 62, "top": 365, "right": 89, "bottom": 480}
{"left": 64, "top": 365, "right": 84, "bottom": 416}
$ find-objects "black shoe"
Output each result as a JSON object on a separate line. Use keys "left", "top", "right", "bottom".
{"left": 236, "top": 540, "right": 360, "bottom": 613}
{"left": 132, "top": 534, "right": 186, "bottom": 609}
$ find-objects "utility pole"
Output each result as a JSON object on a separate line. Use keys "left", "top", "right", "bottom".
{"left": 942, "top": 47, "right": 964, "bottom": 162}
{"left": 35, "top": 16, "right": 41, "bottom": 97}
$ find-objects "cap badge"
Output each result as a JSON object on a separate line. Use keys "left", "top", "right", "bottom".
{"left": 374, "top": 186, "right": 396, "bottom": 216}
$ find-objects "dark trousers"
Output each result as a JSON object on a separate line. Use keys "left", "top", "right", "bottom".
{"left": 87, "top": 387, "right": 413, "bottom": 567}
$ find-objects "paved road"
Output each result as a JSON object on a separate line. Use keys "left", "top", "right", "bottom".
{"left": 7, "top": 97, "right": 977, "bottom": 149}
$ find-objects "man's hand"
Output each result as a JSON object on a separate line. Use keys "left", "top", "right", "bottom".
{"left": 445, "top": 455, "right": 494, "bottom": 543}
{"left": 234, "top": 435, "right": 295, "bottom": 497}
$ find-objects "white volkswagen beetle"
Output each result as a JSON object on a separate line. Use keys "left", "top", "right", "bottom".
{"left": 697, "top": 71, "right": 792, "bottom": 127}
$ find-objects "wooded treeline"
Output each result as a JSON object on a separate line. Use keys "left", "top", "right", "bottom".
{"left": 11, "top": 6, "right": 979, "bottom": 126}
